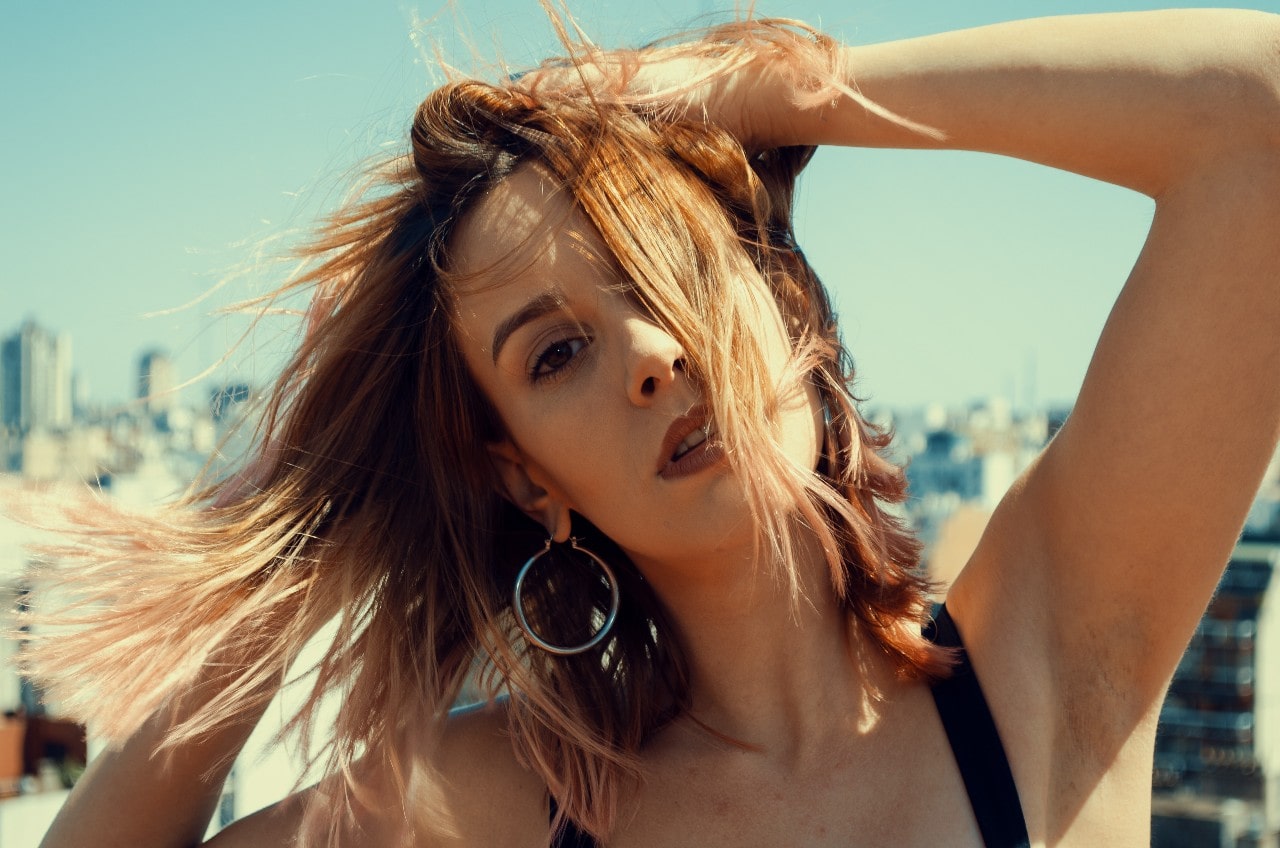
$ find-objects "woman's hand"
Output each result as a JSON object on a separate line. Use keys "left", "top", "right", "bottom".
{"left": 512, "top": 24, "right": 939, "bottom": 153}
{"left": 513, "top": 51, "right": 769, "bottom": 148}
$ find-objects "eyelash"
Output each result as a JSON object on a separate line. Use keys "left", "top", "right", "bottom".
{"left": 529, "top": 336, "right": 590, "bottom": 384}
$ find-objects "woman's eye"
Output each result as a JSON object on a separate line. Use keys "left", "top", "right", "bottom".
{"left": 529, "top": 337, "right": 588, "bottom": 383}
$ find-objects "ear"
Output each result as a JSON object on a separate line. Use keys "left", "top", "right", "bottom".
{"left": 487, "top": 440, "right": 573, "bottom": 543}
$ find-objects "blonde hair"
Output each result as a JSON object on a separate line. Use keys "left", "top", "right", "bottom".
{"left": 18, "top": 16, "right": 943, "bottom": 845}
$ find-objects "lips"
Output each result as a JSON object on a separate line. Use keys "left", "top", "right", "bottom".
{"left": 672, "top": 426, "right": 709, "bottom": 461}
{"left": 656, "top": 407, "right": 724, "bottom": 479}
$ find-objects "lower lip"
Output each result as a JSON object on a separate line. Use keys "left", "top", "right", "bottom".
{"left": 659, "top": 439, "right": 726, "bottom": 480}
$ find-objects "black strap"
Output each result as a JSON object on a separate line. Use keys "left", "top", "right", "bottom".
{"left": 548, "top": 796, "right": 598, "bottom": 848}
{"left": 924, "top": 604, "right": 1031, "bottom": 848}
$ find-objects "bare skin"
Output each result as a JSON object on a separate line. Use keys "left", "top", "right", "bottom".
{"left": 41, "top": 9, "right": 1280, "bottom": 848}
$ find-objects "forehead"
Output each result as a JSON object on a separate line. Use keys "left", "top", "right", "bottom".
{"left": 447, "top": 162, "right": 610, "bottom": 292}
{"left": 445, "top": 163, "right": 620, "bottom": 359}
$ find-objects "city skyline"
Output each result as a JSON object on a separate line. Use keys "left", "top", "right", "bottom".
{"left": 0, "top": 315, "right": 1078, "bottom": 420}
{"left": 8, "top": 0, "right": 1267, "bottom": 409}
{"left": 0, "top": 318, "right": 214, "bottom": 415}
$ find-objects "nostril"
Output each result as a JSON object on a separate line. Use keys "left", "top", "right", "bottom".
{"left": 674, "top": 357, "right": 686, "bottom": 372}
{"left": 641, "top": 376, "right": 657, "bottom": 396}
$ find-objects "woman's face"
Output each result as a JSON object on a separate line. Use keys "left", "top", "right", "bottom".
{"left": 447, "top": 163, "right": 821, "bottom": 572}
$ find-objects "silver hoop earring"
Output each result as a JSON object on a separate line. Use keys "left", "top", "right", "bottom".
{"left": 513, "top": 538, "right": 621, "bottom": 656}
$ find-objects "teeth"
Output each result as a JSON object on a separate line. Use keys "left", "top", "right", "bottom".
{"left": 672, "top": 426, "right": 710, "bottom": 461}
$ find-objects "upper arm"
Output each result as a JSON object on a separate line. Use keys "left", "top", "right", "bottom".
{"left": 1040, "top": 152, "right": 1280, "bottom": 663}
{"left": 954, "top": 117, "right": 1280, "bottom": 722}
{"left": 942, "top": 143, "right": 1280, "bottom": 843}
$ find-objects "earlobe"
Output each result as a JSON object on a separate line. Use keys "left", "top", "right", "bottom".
{"left": 486, "top": 441, "right": 573, "bottom": 542}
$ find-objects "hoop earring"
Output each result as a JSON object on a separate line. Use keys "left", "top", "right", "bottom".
{"left": 513, "top": 538, "right": 621, "bottom": 656}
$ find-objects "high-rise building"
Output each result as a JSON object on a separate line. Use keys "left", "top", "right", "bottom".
{"left": 0, "top": 321, "right": 72, "bottom": 434}
{"left": 137, "top": 349, "right": 175, "bottom": 416}
{"left": 209, "top": 383, "right": 251, "bottom": 424}
{"left": 1152, "top": 531, "right": 1280, "bottom": 846}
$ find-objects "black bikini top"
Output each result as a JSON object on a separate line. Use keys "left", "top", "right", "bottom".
{"left": 923, "top": 603, "right": 1031, "bottom": 848}
{"left": 549, "top": 603, "right": 1030, "bottom": 847}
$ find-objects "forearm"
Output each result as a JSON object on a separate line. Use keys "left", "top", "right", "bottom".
{"left": 775, "top": 9, "right": 1280, "bottom": 196}
{"left": 40, "top": 653, "right": 279, "bottom": 848}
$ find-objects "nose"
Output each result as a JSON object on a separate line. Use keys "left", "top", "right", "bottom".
{"left": 624, "top": 316, "right": 685, "bottom": 407}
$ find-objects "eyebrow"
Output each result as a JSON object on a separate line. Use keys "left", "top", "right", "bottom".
{"left": 490, "top": 290, "right": 567, "bottom": 366}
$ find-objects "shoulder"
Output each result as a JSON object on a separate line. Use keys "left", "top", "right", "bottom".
{"left": 426, "top": 698, "right": 551, "bottom": 845}
{"left": 206, "top": 700, "right": 550, "bottom": 848}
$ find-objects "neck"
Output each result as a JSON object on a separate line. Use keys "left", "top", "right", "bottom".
{"left": 632, "top": 527, "right": 897, "bottom": 767}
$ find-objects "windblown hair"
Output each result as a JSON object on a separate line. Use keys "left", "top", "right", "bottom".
{"left": 18, "top": 15, "right": 944, "bottom": 846}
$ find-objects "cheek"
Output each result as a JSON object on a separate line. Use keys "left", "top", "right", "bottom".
{"left": 512, "top": 403, "right": 620, "bottom": 507}
{"left": 772, "top": 375, "right": 821, "bottom": 467}
{"left": 750, "top": 304, "right": 822, "bottom": 470}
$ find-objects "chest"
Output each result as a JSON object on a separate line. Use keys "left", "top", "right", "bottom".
{"left": 605, "top": 693, "right": 983, "bottom": 848}
{"left": 606, "top": 767, "right": 981, "bottom": 847}
{"left": 587, "top": 688, "right": 1158, "bottom": 848}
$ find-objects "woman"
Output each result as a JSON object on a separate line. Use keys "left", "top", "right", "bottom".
{"left": 26, "top": 6, "right": 1280, "bottom": 847}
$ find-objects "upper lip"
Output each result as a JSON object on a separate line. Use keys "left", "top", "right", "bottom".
{"left": 655, "top": 406, "right": 712, "bottom": 474}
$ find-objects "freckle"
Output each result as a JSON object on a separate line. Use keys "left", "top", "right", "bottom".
{"left": 773, "top": 792, "right": 784, "bottom": 802}
{"left": 817, "top": 826, "right": 828, "bottom": 837}
{"left": 714, "top": 800, "right": 730, "bottom": 817}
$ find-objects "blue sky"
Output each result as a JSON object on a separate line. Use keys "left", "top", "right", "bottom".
{"left": 3, "top": 0, "right": 1275, "bottom": 409}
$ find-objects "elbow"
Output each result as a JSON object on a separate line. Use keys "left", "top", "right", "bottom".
{"left": 1172, "top": 10, "right": 1280, "bottom": 190}
{"left": 1262, "top": 13, "right": 1280, "bottom": 152}
{"left": 1232, "top": 10, "right": 1280, "bottom": 154}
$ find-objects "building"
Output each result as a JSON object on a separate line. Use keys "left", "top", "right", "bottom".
{"left": 898, "top": 399, "right": 1047, "bottom": 571}
{"left": 1153, "top": 531, "right": 1280, "bottom": 847}
{"left": 1, "top": 322, "right": 72, "bottom": 435}
{"left": 137, "top": 349, "right": 176, "bottom": 418}
{"left": 209, "top": 383, "right": 251, "bottom": 424}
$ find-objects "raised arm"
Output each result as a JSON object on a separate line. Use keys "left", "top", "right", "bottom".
{"left": 743, "top": 10, "right": 1280, "bottom": 837}
{"left": 739, "top": 7, "right": 1280, "bottom": 712}
{"left": 796, "top": 8, "right": 1280, "bottom": 689}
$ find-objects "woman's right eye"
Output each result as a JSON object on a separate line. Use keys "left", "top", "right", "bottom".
{"left": 529, "top": 336, "right": 588, "bottom": 383}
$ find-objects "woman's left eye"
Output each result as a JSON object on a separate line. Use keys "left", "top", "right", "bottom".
{"left": 529, "top": 336, "right": 588, "bottom": 383}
